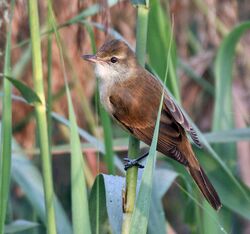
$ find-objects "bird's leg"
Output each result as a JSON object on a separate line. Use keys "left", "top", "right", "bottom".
{"left": 123, "top": 151, "right": 149, "bottom": 171}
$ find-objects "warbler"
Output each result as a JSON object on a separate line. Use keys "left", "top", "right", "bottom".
{"left": 83, "top": 39, "right": 222, "bottom": 210}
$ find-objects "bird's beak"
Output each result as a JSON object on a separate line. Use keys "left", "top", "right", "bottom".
{"left": 81, "top": 54, "right": 98, "bottom": 63}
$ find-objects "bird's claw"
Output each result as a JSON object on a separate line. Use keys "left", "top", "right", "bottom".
{"left": 124, "top": 158, "right": 144, "bottom": 171}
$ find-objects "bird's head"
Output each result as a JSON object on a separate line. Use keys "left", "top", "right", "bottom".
{"left": 82, "top": 39, "right": 138, "bottom": 82}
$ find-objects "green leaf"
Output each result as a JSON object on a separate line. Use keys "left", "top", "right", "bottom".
{"left": 67, "top": 86, "right": 92, "bottom": 234}
{"left": 197, "top": 148, "right": 250, "bottom": 220}
{"left": 28, "top": 1, "right": 57, "bottom": 232}
{"left": 47, "top": 1, "right": 92, "bottom": 232}
{"left": 10, "top": 137, "right": 72, "bottom": 234}
{"left": 129, "top": 25, "right": 174, "bottom": 234}
{"left": 179, "top": 111, "right": 250, "bottom": 220}
{"left": 4, "top": 220, "right": 39, "bottom": 233}
{"left": 205, "top": 128, "right": 250, "bottom": 143}
{"left": 213, "top": 21, "right": 250, "bottom": 167}
{"left": 89, "top": 170, "right": 177, "bottom": 234}
{"left": 213, "top": 21, "right": 250, "bottom": 131}
{"left": 0, "top": 2, "right": 14, "bottom": 232}
{"left": 4, "top": 76, "right": 42, "bottom": 105}
{"left": 147, "top": 0, "right": 180, "bottom": 101}
{"left": 89, "top": 174, "right": 124, "bottom": 234}
{"left": 211, "top": 21, "right": 250, "bottom": 232}
{"left": 148, "top": 169, "right": 178, "bottom": 234}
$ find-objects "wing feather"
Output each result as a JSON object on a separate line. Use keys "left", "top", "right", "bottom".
{"left": 164, "top": 95, "right": 202, "bottom": 148}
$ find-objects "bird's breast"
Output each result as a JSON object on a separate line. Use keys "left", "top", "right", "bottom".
{"left": 98, "top": 80, "right": 115, "bottom": 114}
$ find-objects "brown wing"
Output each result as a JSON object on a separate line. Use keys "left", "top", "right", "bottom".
{"left": 109, "top": 74, "right": 190, "bottom": 166}
{"left": 164, "top": 94, "right": 202, "bottom": 148}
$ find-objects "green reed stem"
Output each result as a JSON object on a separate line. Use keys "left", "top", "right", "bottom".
{"left": 0, "top": 1, "right": 14, "bottom": 233}
{"left": 28, "top": 0, "right": 57, "bottom": 233}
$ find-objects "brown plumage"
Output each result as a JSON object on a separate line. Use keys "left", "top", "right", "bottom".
{"left": 83, "top": 39, "right": 222, "bottom": 211}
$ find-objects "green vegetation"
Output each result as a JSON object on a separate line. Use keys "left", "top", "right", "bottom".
{"left": 0, "top": 0, "right": 250, "bottom": 233}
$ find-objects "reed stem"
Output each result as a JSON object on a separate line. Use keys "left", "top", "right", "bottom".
{"left": 28, "top": 0, "right": 57, "bottom": 233}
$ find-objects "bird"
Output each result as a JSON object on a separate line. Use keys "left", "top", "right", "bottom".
{"left": 82, "top": 39, "right": 222, "bottom": 210}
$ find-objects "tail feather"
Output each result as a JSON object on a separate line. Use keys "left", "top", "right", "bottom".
{"left": 188, "top": 166, "right": 222, "bottom": 211}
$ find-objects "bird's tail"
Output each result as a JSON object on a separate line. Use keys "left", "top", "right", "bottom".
{"left": 188, "top": 166, "right": 222, "bottom": 211}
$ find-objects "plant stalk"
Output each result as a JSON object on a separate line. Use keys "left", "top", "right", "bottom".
{"left": 28, "top": 0, "right": 57, "bottom": 233}
{"left": 0, "top": 1, "right": 14, "bottom": 233}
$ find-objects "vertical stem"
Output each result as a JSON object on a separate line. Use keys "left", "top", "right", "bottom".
{"left": 47, "top": 32, "right": 52, "bottom": 146}
{"left": 0, "top": 1, "right": 13, "bottom": 233}
{"left": 28, "top": 1, "right": 57, "bottom": 233}
{"left": 122, "top": 5, "right": 149, "bottom": 234}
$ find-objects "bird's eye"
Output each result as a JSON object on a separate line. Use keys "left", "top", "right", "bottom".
{"left": 110, "top": 57, "right": 118, "bottom": 63}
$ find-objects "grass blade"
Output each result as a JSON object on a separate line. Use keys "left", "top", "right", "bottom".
{"left": 89, "top": 174, "right": 124, "bottom": 234}
{"left": 4, "top": 76, "right": 42, "bottom": 105}
{"left": 28, "top": 0, "right": 57, "bottom": 232}
{"left": 67, "top": 86, "right": 92, "bottom": 234}
{"left": 46, "top": 2, "right": 91, "bottom": 233}
{"left": 147, "top": 0, "right": 180, "bottom": 101}
{"left": 205, "top": 128, "right": 250, "bottom": 143}
{"left": 4, "top": 220, "right": 39, "bottom": 233}
{"left": 0, "top": 1, "right": 14, "bottom": 232}
{"left": 209, "top": 21, "right": 250, "bottom": 232}
{"left": 129, "top": 17, "right": 174, "bottom": 234}
{"left": 11, "top": 138, "right": 72, "bottom": 234}
{"left": 213, "top": 21, "right": 250, "bottom": 165}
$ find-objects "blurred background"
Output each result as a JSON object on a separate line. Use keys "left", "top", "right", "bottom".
{"left": 1, "top": 0, "right": 250, "bottom": 233}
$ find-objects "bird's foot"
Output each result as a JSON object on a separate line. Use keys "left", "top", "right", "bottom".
{"left": 123, "top": 158, "right": 144, "bottom": 171}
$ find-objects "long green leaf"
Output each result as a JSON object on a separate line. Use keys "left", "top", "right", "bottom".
{"left": 209, "top": 21, "right": 250, "bottom": 233}
{"left": 0, "top": 1, "right": 14, "bottom": 233}
{"left": 28, "top": 1, "right": 57, "bottom": 233}
{"left": 129, "top": 92, "right": 162, "bottom": 234}
{"left": 213, "top": 21, "right": 250, "bottom": 166}
{"left": 89, "top": 174, "right": 123, "bottom": 234}
{"left": 147, "top": 0, "right": 180, "bottom": 101}
{"left": 11, "top": 138, "right": 72, "bottom": 234}
{"left": 148, "top": 169, "right": 178, "bottom": 234}
{"left": 4, "top": 220, "right": 39, "bottom": 233}
{"left": 213, "top": 22, "right": 250, "bottom": 130}
{"left": 46, "top": 2, "right": 91, "bottom": 233}
{"left": 4, "top": 76, "right": 42, "bottom": 105}
{"left": 205, "top": 128, "right": 250, "bottom": 143}
{"left": 129, "top": 15, "right": 174, "bottom": 233}
{"left": 67, "top": 86, "right": 91, "bottom": 234}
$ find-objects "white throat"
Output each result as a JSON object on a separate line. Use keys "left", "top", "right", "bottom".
{"left": 94, "top": 63, "right": 130, "bottom": 113}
